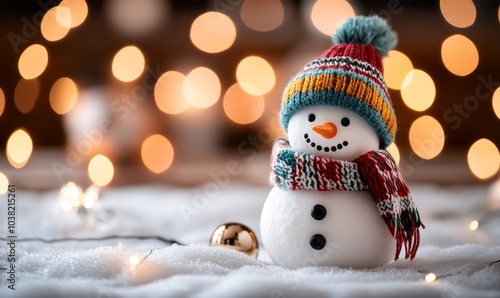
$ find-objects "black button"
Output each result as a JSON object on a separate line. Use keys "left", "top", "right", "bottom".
{"left": 311, "top": 204, "right": 327, "bottom": 220}
{"left": 310, "top": 234, "right": 326, "bottom": 250}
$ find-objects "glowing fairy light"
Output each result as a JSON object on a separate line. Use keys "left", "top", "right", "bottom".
{"left": 59, "top": 0, "right": 88, "bottom": 28}
{"left": 190, "top": 12, "right": 236, "bottom": 53}
{"left": 154, "top": 71, "right": 189, "bottom": 115}
{"left": 424, "top": 273, "right": 437, "bottom": 283}
{"left": 409, "top": 116, "right": 445, "bottom": 160}
{"left": 310, "top": 0, "right": 354, "bottom": 36}
{"left": 467, "top": 138, "right": 500, "bottom": 180}
{"left": 440, "top": 0, "right": 476, "bottom": 28}
{"left": 0, "top": 172, "right": 9, "bottom": 195}
{"left": 18, "top": 44, "right": 48, "bottom": 80}
{"left": 14, "top": 78, "right": 40, "bottom": 114}
{"left": 111, "top": 45, "right": 145, "bottom": 82}
{"left": 492, "top": 87, "right": 500, "bottom": 120}
{"left": 88, "top": 154, "right": 114, "bottom": 187}
{"left": 59, "top": 182, "right": 84, "bottom": 212}
{"left": 401, "top": 69, "right": 435, "bottom": 112}
{"left": 50, "top": 77, "right": 79, "bottom": 115}
{"left": 241, "top": 0, "right": 284, "bottom": 32}
{"left": 6, "top": 128, "right": 33, "bottom": 169}
{"left": 441, "top": 34, "right": 478, "bottom": 76}
{"left": 236, "top": 56, "right": 276, "bottom": 96}
{"left": 383, "top": 50, "right": 413, "bottom": 90}
{"left": 469, "top": 220, "right": 479, "bottom": 231}
{"left": 41, "top": 6, "right": 71, "bottom": 42}
{"left": 386, "top": 143, "right": 400, "bottom": 166}
{"left": 129, "top": 255, "right": 140, "bottom": 267}
{"left": 223, "top": 83, "right": 265, "bottom": 124}
{"left": 0, "top": 88, "right": 5, "bottom": 117}
{"left": 141, "top": 134, "right": 175, "bottom": 174}
{"left": 183, "top": 67, "right": 221, "bottom": 109}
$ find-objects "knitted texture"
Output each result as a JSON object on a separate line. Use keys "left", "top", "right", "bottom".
{"left": 270, "top": 139, "right": 424, "bottom": 260}
{"left": 280, "top": 16, "right": 397, "bottom": 149}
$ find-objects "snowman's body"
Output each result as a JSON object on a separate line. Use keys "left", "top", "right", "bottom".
{"left": 260, "top": 106, "right": 396, "bottom": 268}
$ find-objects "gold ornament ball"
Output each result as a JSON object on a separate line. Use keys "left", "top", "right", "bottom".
{"left": 209, "top": 222, "right": 259, "bottom": 258}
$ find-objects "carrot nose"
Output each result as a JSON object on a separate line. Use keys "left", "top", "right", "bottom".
{"left": 312, "top": 122, "right": 337, "bottom": 139}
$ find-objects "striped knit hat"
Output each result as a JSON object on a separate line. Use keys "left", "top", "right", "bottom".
{"left": 281, "top": 16, "right": 397, "bottom": 149}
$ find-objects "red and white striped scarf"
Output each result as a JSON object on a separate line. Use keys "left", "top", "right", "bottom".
{"left": 270, "top": 139, "right": 424, "bottom": 260}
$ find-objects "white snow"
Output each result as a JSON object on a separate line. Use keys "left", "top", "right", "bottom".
{"left": 0, "top": 183, "right": 499, "bottom": 297}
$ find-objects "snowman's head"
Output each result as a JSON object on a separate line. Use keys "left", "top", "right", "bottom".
{"left": 288, "top": 105, "right": 379, "bottom": 160}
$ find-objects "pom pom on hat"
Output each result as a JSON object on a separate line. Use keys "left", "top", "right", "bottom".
{"left": 333, "top": 16, "right": 397, "bottom": 57}
{"left": 280, "top": 15, "right": 398, "bottom": 149}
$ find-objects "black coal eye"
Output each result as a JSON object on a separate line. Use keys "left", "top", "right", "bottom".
{"left": 341, "top": 117, "right": 350, "bottom": 127}
{"left": 308, "top": 114, "right": 316, "bottom": 122}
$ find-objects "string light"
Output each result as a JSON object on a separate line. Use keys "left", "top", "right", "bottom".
{"left": 469, "top": 220, "right": 479, "bottom": 231}
{"left": 183, "top": 67, "right": 221, "bottom": 109}
{"left": 129, "top": 249, "right": 155, "bottom": 269}
{"left": 467, "top": 138, "right": 500, "bottom": 180}
{"left": 6, "top": 128, "right": 33, "bottom": 169}
{"left": 310, "top": 0, "right": 355, "bottom": 36}
{"left": 18, "top": 44, "right": 48, "bottom": 80}
{"left": 41, "top": 6, "right": 71, "bottom": 42}
{"left": 0, "top": 88, "right": 5, "bottom": 117}
{"left": 111, "top": 45, "right": 145, "bottom": 82}
{"left": 190, "top": 12, "right": 236, "bottom": 53}
{"left": 88, "top": 154, "right": 115, "bottom": 187}
{"left": 59, "top": 0, "right": 89, "bottom": 28}
{"left": 441, "top": 34, "right": 478, "bottom": 76}
{"left": 0, "top": 172, "right": 8, "bottom": 195}
{"left": 409, "top": 116, "right": 445, "bottom": 160}
{"left": 129, "top": 255, "right": 140, "bottom": 267}
{"left": 240, "top": 0, "right": 284, "bottom": 32}
{"left": 401, "top": 69, "right": 436, "bottom": 112}
{"left": 424, "top": 273, "right": 437, "bottom": 283}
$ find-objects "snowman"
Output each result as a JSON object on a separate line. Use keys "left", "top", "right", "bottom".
{"left": 260, "top": 16, "right": 424, "bottom": 269}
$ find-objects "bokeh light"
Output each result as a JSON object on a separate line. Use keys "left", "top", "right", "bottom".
{"left": 60, "top": 0, "right": 89, "bottom": 28}
{"left": 88, "top": 154, "right": 114, "bottom": 187}
{"left": 492, "top": 87, "right": 500, "bottom": 120}
{"left": 184, "top": 67, "right": 221, "bottom": 109}
{"left": 190, "top": 12, "right": 236, "bottom": 53}
{"left": 310, "top": 0, "right": 355, "bottom": 36}
{"left": 401, "top": 69, "right": 435, "bottom": 112}
{"left": 141, "top": 134, "right": 174, "bottom": 174}
{"left": 18, "top": 44, "right": 49, "bottom": 80}
{"left": 7, "top": 128, "right": 33, "bottom": 169}
{"left": 440, "top": 0, "right": 476, "bottom": 28}
{"left": 424, "top": 273, "right": 437, "bottom": 283}
{"left": 41, "top": 6, "right": 71, "bottom": 42}
{"left": 469, "top": 220, "right": 479, "bottom": 231}
{"left": 111, "top": 45, "right": 145, "bottom": 82}
{"left": 383, "top": 50, "right": 413, "bottom": 90}
{"left": 105, "top": 0, "right": 167, "bottom": 37}
{"left": 0, "top": 172, "right": 8, "bottom": 195}
{"left": 386, "top": 143, "right": 400, "bottom": 166}
{"left": 154, "top": 71, "right": 189, "bottom": 115}
{"left": 50, "top": 77, "right": 79, "bottom": 115}
{"left": 241, "top": 0, "right": 284, "bottom": 32}
{"left": 467, "top": 138, "right": 500, "bottom": 180}
{"left": 409, "top": 115, "right": 445, "bottom": 160}
{"left": 236, "top": 56, "right": 276, "bottom": 95}
{"left": 441, "top": 34, "right": 478, "bottom": 76}
{"left": 14, "top": 78, "right": 40, "bottom": 114}
{"left": 0, "top": 88, "right": 5, "bottom": 117}
{"left": 223, "top": 83, "right": 265, "bottom": 125}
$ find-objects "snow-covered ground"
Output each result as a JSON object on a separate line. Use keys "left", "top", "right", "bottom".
{"left": 1, "top": 183, "right": 499, "bottom": 297}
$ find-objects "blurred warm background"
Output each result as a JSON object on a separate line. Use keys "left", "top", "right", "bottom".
{"left": 0, "top": 0, "right": 499, "bottom": 191}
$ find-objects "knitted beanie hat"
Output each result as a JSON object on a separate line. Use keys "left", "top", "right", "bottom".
{"left": 280, "top": 16, "right": 397, "bottom": 149}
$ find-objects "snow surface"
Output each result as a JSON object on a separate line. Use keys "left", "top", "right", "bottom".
{"left": 0, "top": 183, "right": 499, "bottom": 297}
